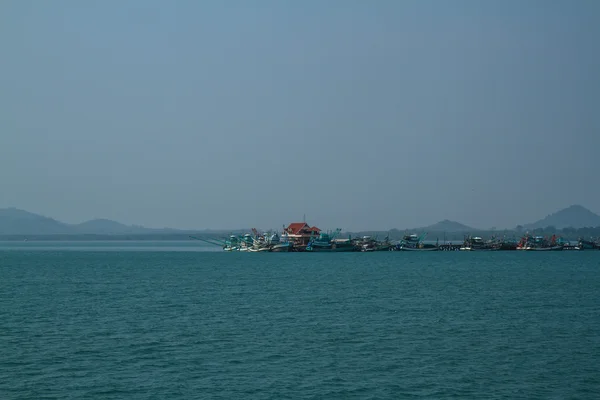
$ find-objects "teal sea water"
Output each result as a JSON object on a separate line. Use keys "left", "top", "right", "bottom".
{"left": 1, "top": 242, "right": 599, "bottom": 399}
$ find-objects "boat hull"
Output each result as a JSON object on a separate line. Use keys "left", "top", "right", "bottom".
{"left": 248, "top": 247, "right": 271, "bottom": 252}
{"left": 461, "top": 246, "right": 501, "bottom": 251}
{"left": 524, "top": 246, "right": 564, "bottom": 251}
{"left": 579, "top": 241, "right": 600, "bottom": 250}
{"left": 398, "top": 246, "right": 438, "bottom": 252}
{"left": 271, "top": 244, "right": 292, "bottom": 252}
{"left": 362, "top": 245, "right": 393, "bottom": 252}
{"left": 306, "top": 244, "right": 356, "bottom": 252}
{"left": 291, "top": 245, "right": 308, "bottom": 252}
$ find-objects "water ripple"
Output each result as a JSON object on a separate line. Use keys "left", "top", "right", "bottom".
{"left": 1, "top": 251, "right": 599, "bottom": 399}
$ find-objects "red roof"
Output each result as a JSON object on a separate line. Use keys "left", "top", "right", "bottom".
{"left": 285, "top": 222, "right": 320, "bottom": 235}
{"left": 286, "top": 222, "right": 307, "bottom": 235}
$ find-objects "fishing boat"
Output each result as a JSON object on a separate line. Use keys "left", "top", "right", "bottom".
{"left": 268, "top": 232, "right": 293, "bottom": 252}
{"left": 578, "top": 238, "right": 600, "bottom": 250}
{"left": 460, "top": 235, "right": 501, "bottom": 251}
{"left": 242, "top": 230, "right": 293, "bottom": 252}
{"left": 306, "top": 229, "right": 356, "bottom": 252}
{"left": 248, "top": 245, "right": 271, "bottom": 252}
{"left": 396, "top": 233, "right": 438, "bottom": 251}
{"left": 499, "top": 237, "right": 518, "bottom": 250}
{"left": 238, "top": 233, "right": 255, "bottom": 251}
{"left": 357, "top": 235, "right": 394, "bottom": 252}
{"left": 246, "top": 229, "right": 272, "bottom": 252}
{"left": 271, "top": 242, "right": 292, "bottom": 252}
{"left": 223, "top": 235, "right": 241, "bottom": 251}
{"left": 270, "top": 231, "right": 294, "bottom": 252}
{"left": 517, "top": 234, "right": 564, "bottom": 251}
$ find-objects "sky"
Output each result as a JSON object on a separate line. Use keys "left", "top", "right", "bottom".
{"left": 1, "top": 0, "right": 599, "bottom": 231}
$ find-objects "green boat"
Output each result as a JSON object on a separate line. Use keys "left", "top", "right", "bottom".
{"left": 306, "top": 229, "right": 356, "bottom": 252}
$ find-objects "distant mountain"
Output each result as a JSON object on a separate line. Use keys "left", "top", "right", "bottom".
{"left": 523, "top": 205, "right": 600, "bottom": 229}
{"left": 0, "top": 208, "right": 187, "bottom": 235}
{"left": 420, "top": 219, "right": 475, "bottom": 232}
{"left": 0, "top": 208, "right": 71, "bottom": 235}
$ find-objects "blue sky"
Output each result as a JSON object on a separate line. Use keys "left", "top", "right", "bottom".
{"left": 1, "top": 0, "right": 599, "bottom": 230}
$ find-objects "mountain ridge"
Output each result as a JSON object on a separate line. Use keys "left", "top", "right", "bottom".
{"left": 0, "top": 208, "right": 183, "bottom": 235}
{"left": 522, "top": 204, "right": 600, "bottom": 229}
{"left": 0, "top": 207, "right": 71, "bottom": 235}
{"left": 418, "top": 219, "right": 475, "bottom": 232}
{"left": 1, "top": 205, "right": 599, "bottom": 235}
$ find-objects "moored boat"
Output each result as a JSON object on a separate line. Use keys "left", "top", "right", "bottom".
{"left": 270, "top": 233, "right": 293, "bottom": 252}
{"left": 357, "top": 235, "right": 394, "bottom": 252}
{"left": 460, "top": 235, "right": 501, "bottom": 251}
{"left": 223, "top": 235, "right": 241, "bottom": 251}
{"left": 525, "top": 245, "right": 564, "bottom": 251}
{"left": 499, "top": 238, "right": 518, "bottom": 250}
{"left": 239, "top": 233, "right": 254, "bottom": 251}
{"left": 248, "top": 246, "right": 271, "bottom": 252}
{"left": 578, "top": 238, "right": 600, "bottom": 250}
{"left": 306, "top": 230, "right": 357, "bottom": 252}
{"left": 518, "top": 234, "right": 564, "bottom": 251}
{"left": 247, "top": 230, "right": 292, "bottom": 252}
{"left": 396, "top": 233, "right": 438, "bottom": 251}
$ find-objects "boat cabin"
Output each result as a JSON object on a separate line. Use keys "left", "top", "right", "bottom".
{"left": 284, "top": 222, "right": 321, "bottom": 246}
{"left": 403, "top": 234, "right": 419, "bottom": 242}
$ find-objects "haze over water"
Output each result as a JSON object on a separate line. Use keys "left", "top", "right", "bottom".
{"left": 1, "top": 1, "right": 600, "bottom": 231}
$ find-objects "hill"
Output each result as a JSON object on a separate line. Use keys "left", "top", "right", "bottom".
{"left": 420, "top": 219, "right": 475, "bottom": 232}
{"left": 0, "top": 208, "right": 186, "bottom": 235}
{"left": 523, "top": 205, "right": 600, "bottom": 229}
{"left": 0, "top": 208, "right": 71, "bottom": 235}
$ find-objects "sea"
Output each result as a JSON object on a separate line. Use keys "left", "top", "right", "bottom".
{"left": 1, "top": 241, "right": 599, "bottom": 399}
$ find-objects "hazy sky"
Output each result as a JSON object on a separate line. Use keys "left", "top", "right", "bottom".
{"left": 1, "top": 0, "right": 599, "bottom": 231}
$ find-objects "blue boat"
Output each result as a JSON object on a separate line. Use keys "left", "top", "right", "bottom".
{"left": 306, "top": 229, "right": 356, "bottom": 252}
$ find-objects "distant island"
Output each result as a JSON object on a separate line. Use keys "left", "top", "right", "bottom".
{"left": 523, "top": 205, "right": 600, "bottom": 229}
{"left": 1, "top": 205, "right": 599, "bottom": 241}
{"left": 0, "top": 207, "right": 230, "bottom": 239}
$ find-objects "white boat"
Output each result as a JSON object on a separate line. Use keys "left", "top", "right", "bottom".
{"left": 248, "top": 246, "right": 270, "bottom": 252}
{"left": 524, "top": 245, "right": 563, "bottom": 251}
{"left": 399, "top": 246, "right": 439, "bottom": 252}
{"left": 271, "top": 242, "right": 292, "bottom": 252}
{"left": 396, "top": 234, "right": 439, "bottom": 251}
